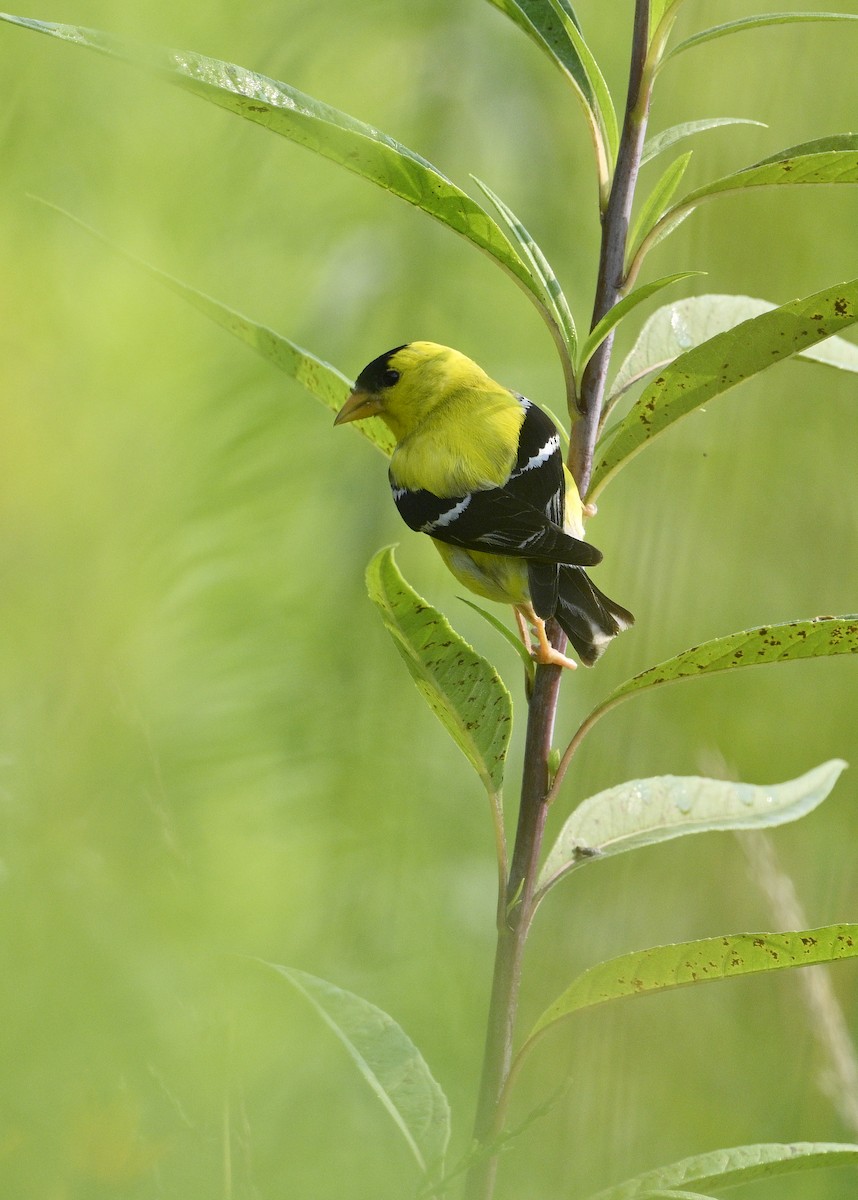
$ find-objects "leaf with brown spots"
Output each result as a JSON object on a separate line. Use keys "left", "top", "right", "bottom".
{"left": 592, "top": 278, "right": 858, "bottom": 498}
{"left": 573, "top": 618, "right": 858, "bottom": 747}
{"left": 608, "top": 292, "right": 858, "bottom": 409}
{"left": 526, "top": 924, "right": 858, "bottom": 1042}
{"left": 601, "top": 616, "right": 858, "bottom": 711}
{"left": 672, "top": 138, "right": 858, "bottom": 210}
{"left": 366, "top": 547, "right": 512, "bottom": 796}
{"left": 626, "top": 135, "right": 858, "bottom": 291}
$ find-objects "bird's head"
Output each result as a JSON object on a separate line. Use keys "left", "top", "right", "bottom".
{"left": 334, "top": 341, "right": 491, "bottom": 441}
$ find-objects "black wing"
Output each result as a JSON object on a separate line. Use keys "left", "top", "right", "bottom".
{"left": 390, "top": 398, "right": 602, "bottom": 570}
{"left": 508, "top": 396, "right": 565, "bottom": 528}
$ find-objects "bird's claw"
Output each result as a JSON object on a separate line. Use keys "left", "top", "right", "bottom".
{"left": 529, "top": 611, "right": 578, "bottom": 671}
{"left": 531, "top": 643, "right": 578, "bottom": 671}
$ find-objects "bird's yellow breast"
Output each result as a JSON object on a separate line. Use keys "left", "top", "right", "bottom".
{"left": 390, "top": 389, "right": 525, "bottom": 497}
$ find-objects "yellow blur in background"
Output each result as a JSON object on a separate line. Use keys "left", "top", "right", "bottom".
{"left": 2, "top": 1, "right": 858, "bottom": 1197}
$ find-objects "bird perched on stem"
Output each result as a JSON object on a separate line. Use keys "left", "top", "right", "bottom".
{"left": 334, "top": 341, "right": 633, "bottom": 670}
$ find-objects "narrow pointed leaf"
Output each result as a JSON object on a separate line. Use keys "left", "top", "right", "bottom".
{"left": 641, "top": 118, "right": 766, "bottom": 166}
{"left": 484, "top": 0, "right": 587, "bottom": 92}
{"left": 632, "top": 139, "right": 858, "bottom": 278}
{"left": 484, "top": 0, "right": 618, "bottom": 181}
{"left": 669, "top": 13, "right": 858, "bottom": 61}
{"left": 0, "top": 15, "right": 545, "bottom": 308}
{"left": 609, "top": 293, "right": 858, "bottom": 404}
{"left": 459, "top": 597, "right": 536, "bottom": 681}
{"left": 629, "top": 208, "right": 694, "bottom": 280}
{"left": 473, "top": 176, "right": 577, "bottom": 358}
{"left": 546, "top": 0, "right": 619, "bottom": 166}
{"left": 674, "top": 145, "right": 858, "bottom": 211}
{"left": 577, "top": 272, "right": 701, "bottom": 374}
{"left": 366, "top": 547, "right": 511, "bottom": 795}
{"left": 750, "top": 133, "right": 858, "bottom": 168}
{"left": 539, "top": 760, "right": 846, "bottom": 892}
{"left": 648, "top": 0, "right": 678, "bottom": 39}
{"left": 590, "top": 278, "right": 858, "bottom": 498}
{"left": 268, "top": 964, "right": 450, "bottom": 1172}
{"left": 627, "top": 155, "right": 693, "bottom": 263}
{"left": 588, "top": 618, "right": 858, "bottom": 730}
{"left": 585, "top": 1143, "right": 858, "bottom": 1200}
{"left": 641, "top": 1192, "right": 714, "bottom": 1200}
{"left": 161, "top": 285, "right": 396, "bottom": 454}
{"left": 36, "top": 198, "right": 395, "bottom": 454}
{"left": 553, "top": 619, "right": 858, "bottom": 788}
{"left": 529, "top": 925, "right": 858, "bottom": 1040}
{"left": 175, "top": 285, "right": 397, "bottom": 454}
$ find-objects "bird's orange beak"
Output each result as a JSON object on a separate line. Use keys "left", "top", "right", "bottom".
{"left": 333, "top": 388, "right": 383, "bottom": 426}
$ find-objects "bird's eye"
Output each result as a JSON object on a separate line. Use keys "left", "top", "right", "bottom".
{"left": 382, "top": 368, "right": 400, "bottom": 387}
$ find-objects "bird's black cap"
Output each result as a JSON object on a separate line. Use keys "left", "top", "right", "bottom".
{"left": 354, "top": 344, "right": 408, "bottom": 392}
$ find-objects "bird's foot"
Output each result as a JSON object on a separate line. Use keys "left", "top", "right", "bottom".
{"left": 520, "top": 614, "right": 580, "bottom": 672}
{"left": 532, "top": 642, "right": 579, "bottom": 671}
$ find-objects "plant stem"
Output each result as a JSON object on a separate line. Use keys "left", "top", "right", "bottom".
{"left": 569, "top": 0, "right": 654, "bottom": 498}
{"left": 465, "top": 647, "right": 564, "bottom": 1200}
{"left": 465, "top": 7, "right": 654, "bottom": 1198}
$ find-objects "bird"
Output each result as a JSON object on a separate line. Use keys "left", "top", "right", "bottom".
{"left": 334, "top": 341, "right": 633, "bottom": 670}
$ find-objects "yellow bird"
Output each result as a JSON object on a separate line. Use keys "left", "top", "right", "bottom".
{"left": 335, "top": 341, "right": 633, "bottom": 669}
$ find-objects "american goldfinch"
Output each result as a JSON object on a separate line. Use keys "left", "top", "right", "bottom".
{"left": 335, "top": 341, "right": 633, "bottom": 669}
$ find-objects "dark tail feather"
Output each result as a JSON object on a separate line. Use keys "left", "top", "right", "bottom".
{"left": 553, "top": 566, "right": 634, "bottom": 666}
{"left": 527, "top": 562, "right": 560, "bottom": 620}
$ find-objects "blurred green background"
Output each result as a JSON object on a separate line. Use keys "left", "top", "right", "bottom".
{"left": 2, "top": 1, "right": 858, "bottom": 1197}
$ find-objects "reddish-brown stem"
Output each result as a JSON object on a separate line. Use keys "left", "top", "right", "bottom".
{"left": 464, "top": 639, "right": 565, "bottom": 1200}
{"left": 464, "top": 6, "right": 654, "bottom": 1198}
{"left": 569, "top": 0, "right": 654, "bottom": 498}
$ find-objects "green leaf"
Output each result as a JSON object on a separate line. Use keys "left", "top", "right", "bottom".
{"left": 631, "top": 138, "right": 858, "bottom": 278}
{"left": 35, "top": 198, "right": 396, "bottom": 455}
{"left": 528, "top": 925, "right": 858, "bottom": 1040}
{"left": 577, "top": 272, "right": 702, "bottom": 375}
{"left": 584, "top": 1143, "right": 858, "bottom": 1200}
{"left": 648, "top": 0, "right": 690, "bottom": 54}
{"left": 640, "top": 1193, "right": 714, "bottom": 1200}
{"left": 590, "top": 278, "right": 858, "bottom": 498}
{"left": 750, "top": 132, "right": 858, "bottom": 167}
{"left": 550, "top": 620, "right": 858, "bottom": 795}
{"left": 459, "top": 597, "right": 536, "bottom": 682}
{"left": 484, "top": 0, "right": 618, "bottom": 186}
{"left": 608, "top": 293, "right": 858, "bottom": 406}
{"left": 668, "top": 12, "right": 858, "bottom": 61}
{"left": 641, "top": 117, "right": 766, "bottom": 166}
{"left": 546, "top": 0, "right": 619, "bottom": 167}
{"left": 472, "top": 175, "right": 577, "bottom": 359}
{"left": 0, "top": 15, "right": 546, "bottom": 310}
{"left": 627, "top": 155, "right": 693, "bottom": 266}
{"left": 538, "top": 760, "right": 847, "bottom": 893}
{"left": 172, "top": 286, "right": 399, "bottom": 453}
{"left": 366, "top": 547, "right": 512, "bottom": 795}
{"left": 628, "top": 208, "right": 695, "bottom": 282}
{"left": 676, "top": 146, "right": 858, "bottom": 209}
{"left": 267, "top": 964, "right": 451, "bottom": 1172}
{"left": 648, "top": 0, "right": 676, "bottom": 38}
{"left": 592, "top": 618, "right": 858, "bottom": 722}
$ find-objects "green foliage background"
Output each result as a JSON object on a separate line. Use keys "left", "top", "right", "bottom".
{"left": 2, "top": 1, "right": 858, "bottom": 1196}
